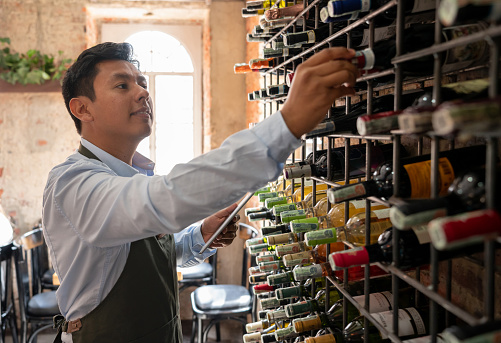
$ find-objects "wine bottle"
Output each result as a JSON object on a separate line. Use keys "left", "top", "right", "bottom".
{"left": 354, "top": 22, "right": 489, "bottom": 76}
{"left": 305, "top": 333, "right": 339, "bottom": 343}
{"left": 250, "top": 272, "right": 274, "bottom": 284}
{"left": 283, "top": 242, "right": 345, "bottom": 267}
{"left": 282, "top": 23, "right": 360, "bottom": 46}
{"left": 267, "top": 270, "right": 295, "bottom": 286}
{"left": 432, "top": 97, "right": 501, "bottom": 136}
{"left": 275, "top": 241, "right": 312, "bottom": 257}
{"left": 389, "top": 167, "right": 501, "bottom": 229}
{"left": 343, "top": 306, "right": 444, "bottom": 342}
{"left": 253, "top": 283, "right": 276, "bottom": 294}
{"left": 428, "top": 209, "right": 501, "bottom": 251}
{"left": 284, "top": 289, "right": 343, "bottom": 317}
{"left": 263, "top": 188, "right": 328, "bottom": 210}
{"left": 278, "top": 197, "right": 330, "bottom": 223}
{"left": 441, "top": 319, "right": 501, "bottom": 342}
{"left": 248, "top": 203, "right": 298, "bottom": 222}
{"left": 246, "top": 319, "right": 273, "bottom": 333}
{"left": 327, "top": 0, "right": 435, "bottom": 19}
{"left": 329, "top": 226, "right": 486, "bottom": 270}
{"left": 264, "top": 3, "right": 306, "bottom": 21}
{"left": 258, "top": 260, "right": 288, "bottom": 272}
{"left": 320, "top": 6, "right": 360, "bottom": 23}
{"left": 260, "top": 296, "right": 291, "bottom": 310}
{"left": 327, "top": 145, "right": 487, "bottom": 203}
{"left": 293, "top": 288, "right": 417, "bottom": 333}
{"left": 283, "top": 143, "right": 397, "bottom": 181}
{"left": 439, "top": 0, "right": 501, "bottom": 26}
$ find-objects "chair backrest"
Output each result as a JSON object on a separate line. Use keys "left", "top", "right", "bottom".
{"left": 13, "top": 245, "right": 31, "bottom": 322}
{"left": 0, "top": 242, "right": 15, "bottom": 318}
{"left": 20, "top": 228, "right": 44, "bottom": 295}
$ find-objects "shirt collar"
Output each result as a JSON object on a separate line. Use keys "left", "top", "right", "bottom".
{"left": 80, "top": 138, "right": 155, "bottom": 177}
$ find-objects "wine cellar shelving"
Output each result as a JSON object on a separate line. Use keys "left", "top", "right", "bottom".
{"left": 249, "top": 0, "right": 501, "bottom": 341}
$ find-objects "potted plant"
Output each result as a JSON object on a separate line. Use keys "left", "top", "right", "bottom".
{"left": 0, "top": 37, "right": 72, "bottom": 91}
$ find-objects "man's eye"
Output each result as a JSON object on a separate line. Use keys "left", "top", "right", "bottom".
{"left": 140, "top": 84, "right": 148, "bottom": 90}
{"left": 117, "top": 84, "right": 127, "bottom": 89}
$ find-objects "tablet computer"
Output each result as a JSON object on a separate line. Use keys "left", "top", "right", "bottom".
{"left": 200, "top": 192, "right": 254, "bottom": 253}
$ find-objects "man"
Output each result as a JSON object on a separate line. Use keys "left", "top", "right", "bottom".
{"left": 42, "top": 42, "right": 358, "bottom": 342}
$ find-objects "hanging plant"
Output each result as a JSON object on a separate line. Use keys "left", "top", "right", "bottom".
{"left": 0, "top": 37, "right": 72, "bottom": 86}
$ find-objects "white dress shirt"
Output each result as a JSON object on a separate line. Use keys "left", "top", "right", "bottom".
{"left": 42, "top": 111, "right": 301, "bottom": 323}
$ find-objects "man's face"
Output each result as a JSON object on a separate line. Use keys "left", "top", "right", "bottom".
{"left": 88, "top": 60, "right": 153, "bottom": 144}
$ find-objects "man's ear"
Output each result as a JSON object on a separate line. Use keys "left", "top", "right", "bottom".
{"left": 69, "top": 97, "right": 93, "bottom": 123}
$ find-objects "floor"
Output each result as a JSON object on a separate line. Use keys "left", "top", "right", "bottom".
{"left": 4, "top": 320, "right": 239, "bottom": 343}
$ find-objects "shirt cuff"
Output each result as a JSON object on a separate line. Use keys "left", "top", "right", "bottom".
{"left": 193, "top": 223, "right": 216, "bottom": 256}
{"left": 251, "top": 111, "right": 302, "bottom": 163}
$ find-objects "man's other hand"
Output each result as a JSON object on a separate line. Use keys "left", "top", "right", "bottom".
{"left": 201, "top": 203, "right": 240, "bottom": 248}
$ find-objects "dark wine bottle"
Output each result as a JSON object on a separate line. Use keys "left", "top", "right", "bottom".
{"left": 327, "top": 0, "right": 435, "bottom": 20}
{"left": 328, "top": 226, "right": 487, "bottom": 270}
{"left": 327, "top": 145, "right": 487, "bottom": 203}
{"left": 354, "top": 22, "right": 489, "bottom": 76}
{"left": 389, "top": 168, "right": 501, "bottom": 229}
{"left": 441, "top": 319, "right": 501, "bottom": 342}
{"left": 283, "top": 143, "right": 399, "bottom": 181}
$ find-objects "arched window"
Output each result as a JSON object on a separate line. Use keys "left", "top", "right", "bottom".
{"left": 102, "top": 24, "right": 202, "bottom": 175}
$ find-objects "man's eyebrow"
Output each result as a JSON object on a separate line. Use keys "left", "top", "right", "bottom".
{"left": 109, "top": 73, "right": 147, "bottom": 84}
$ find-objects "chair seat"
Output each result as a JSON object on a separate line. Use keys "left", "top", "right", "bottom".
{"left": 178, "top": 262, "right": 213, "bottom": 280}
{"left": 27, "top": 291, "right": 59, "bottom": 317}
{"left": 193, "top": 285, "right": 251, "bottom": 311}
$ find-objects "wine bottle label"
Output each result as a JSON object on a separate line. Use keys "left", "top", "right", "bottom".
{"left": 256, "top": 254, "right": 278, "bottom": 264}
{"left": 390, "top": 205, "right": 448, "bottom": 230}
{"left": 259, "top": 260, "right": 284, "bottom": 272}
{"left": 328, "top": 183, "right": 368, "bottom": 203}
{"left": 353, "top": 291, "right": 393, "bottom": 313}
{"left": 403, "top": 157, "right": 455, "bottom": 198}
{"left": 276, "top": 285, "right": 303, "bottom": 299}
{"left": 411, "top": 225, "right": 431, "bottom": 244}
{"left": 428, "top": 209, "right": 501, "bottom": 250}
{"left": 267, "top": 309, "right": 288, "bottom": 322}
{"left": 267, "top": 271, "right": 293, "bottom": 285}
{"left": 275, "top": 325, "right": 296, "bottom": 340}
{"left": 246, "top": 237, "right": 266, "bottom": 247}
{"left": 305, "top": 228, "right": 338, "bottom": 246}
{"left": 260, "top": 297, "right": 281, "bottom": 309}
{"left": 356, "top": 110, "right": 401, "bottom": 135}
{"left": 275, "top": 242, "right": 306, "bottom": 256}
{"left": 249, "top": 243, "right": 272, "bottom": 254}
{"left": 352, "top": 200, "right": 367, "bottom": 209}
{"left": 266, "top": 232, "right": 295, "bottom": 245}
{"left": 373, "top": 208, "right": 391, "bottom": 219}
{"left": 258, "top": 192, "right": 278, "bottom": 202}
{"left": 283, "top": 251, "right": 312, "bottom": 266}
{"left": 358, "top": 26, "right": 397, "bottom": 47}
{"left": 273, "top": 203, "right": 297, "bottom": 216}
{"left": 411, "top": 0, "right": 436, "bottom": 13}
{"left": 243, "top": 331, "right": 262, "bottom": 342}
{"left": 290, "top": 218, "right": 320, "bottom": 233}
{"left": 293, "top": 315, "right": 322, "bottom": 333}
{"left": 372, "top": 308, "right": 425, "bottom": 339}
{"left": 280, "top": 209, "right": 307, "bottom": 223}
{"left": 442, "top": 23, "right": 488, "bottom": 73}
{"left": 264, "top": 196, "right": 288, "bottom": 209}
{"left": 254, "top": 186, "right": 271, "bottom": 195}
{"left": 293, "top": 264, "right": 323, "bottom": 281}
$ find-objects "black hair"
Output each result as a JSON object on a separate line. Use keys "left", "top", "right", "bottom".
{"left": 61, "top": 42, "right": 140, "bottom": 134}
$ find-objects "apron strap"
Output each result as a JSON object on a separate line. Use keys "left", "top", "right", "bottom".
{"left": 78, "top": 143, "right": 101, "bottom": 162}
{"left": 53, "top": 314, "right": 82, "bottom": 343}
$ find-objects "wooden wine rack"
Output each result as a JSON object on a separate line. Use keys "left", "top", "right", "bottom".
{"left": 255, "top": 0, "right": 501, "bottom": 341}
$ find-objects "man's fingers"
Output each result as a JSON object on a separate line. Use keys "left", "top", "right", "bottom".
{"left": 301, "top": 47, "right": 356, "bottom": 67}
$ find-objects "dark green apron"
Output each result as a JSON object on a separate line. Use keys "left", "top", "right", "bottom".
{"left": 53, "top": 144, "right": 182, "bottom": 342}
